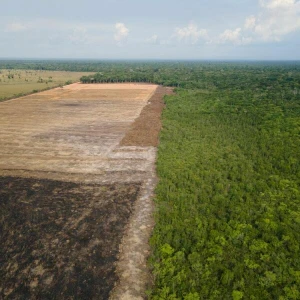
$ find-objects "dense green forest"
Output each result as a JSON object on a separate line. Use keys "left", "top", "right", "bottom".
{"left": 1, "top": 59, "right": 300, "bottom": 90}
{"left": 150, "top": 88, "right": 300, "bottom": 299}
{"left": 149, "top": 64, "right": 299, "bottom": 299}
{"left": 1, "top": 60, "right": 300, "bottom": 299}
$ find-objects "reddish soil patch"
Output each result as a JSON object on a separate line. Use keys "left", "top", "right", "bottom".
{"left": 0, "top": 176, "right": 141, "bottom": 299}
{"left": 120, "top": 86, "right": 174, "bottom": 147}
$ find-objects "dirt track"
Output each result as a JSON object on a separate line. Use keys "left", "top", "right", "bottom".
{"left": 0, "top": 83, "right": 171, "bottom": 299}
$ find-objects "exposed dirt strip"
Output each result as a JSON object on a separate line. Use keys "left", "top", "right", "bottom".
{"left": 120, "top": 86, "right": 174, "bottom": 147}
{"left": 111, "top": 86, "right": 173, "bottom": 299}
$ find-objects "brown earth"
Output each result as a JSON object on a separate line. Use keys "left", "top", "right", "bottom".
{"left": 0, "top": 83, "right": 157, "bottom": 182}
{"left": 0, "top": 83, "right": 171, "bottom": 299}
{"left": 120, "top": 86, "right": 174, "bottom": 147}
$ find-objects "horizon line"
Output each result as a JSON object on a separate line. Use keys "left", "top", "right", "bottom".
{"left": 1, "top": 57, "right": 300, "bottom": 62}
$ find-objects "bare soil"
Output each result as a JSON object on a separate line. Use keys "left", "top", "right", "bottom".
{"left": 120, "top": 86, "right": 174, "bottom": 147}
{"left": 0, "top": 83, "right": 171, "bottom": 299}
{"left": 0, "top": 83, "right": 157, "bottom": 181}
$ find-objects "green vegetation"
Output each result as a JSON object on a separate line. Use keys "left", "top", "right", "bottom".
{"left": 149, "top": 67, "right": 300, "bottom": 299}
{"left": 1, "top": 59, "right": 299, "bottom": 299}
{"left": 0, "top": 69, "right": 91, "bottom": 101}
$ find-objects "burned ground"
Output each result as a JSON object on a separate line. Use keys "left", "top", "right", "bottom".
{"left": 0, "top": 176, "right": 140, "bottom": 299}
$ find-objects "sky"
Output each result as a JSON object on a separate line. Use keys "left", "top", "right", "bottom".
{"left": 1, "top": 0, "right": 300, "bottom": 60}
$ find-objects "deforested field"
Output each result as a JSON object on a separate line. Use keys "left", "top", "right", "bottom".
{"left": 0, "top": 83, "right": 171, "bottom": 299}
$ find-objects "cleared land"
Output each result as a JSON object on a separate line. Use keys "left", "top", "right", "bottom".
{"left": 0, "top": 70, "right": 92, "bottom": 100}
{"left": 0, "top": 83, "right": 170, "bottom": 299}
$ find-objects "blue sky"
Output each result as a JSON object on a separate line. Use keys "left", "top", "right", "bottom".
{"left": 1, "top": 0, "right": 300, "bottom": 60}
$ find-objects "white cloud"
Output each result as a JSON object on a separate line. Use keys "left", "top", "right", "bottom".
{"left": 220, "top": 28, "right": 242, "bottom": 43}
{"left": 218, "top": 28, "right": 253, "bottom": 45}
{"left": 3, "top": 1, "right": 300, "bottom": 51}
{"left": 259, "top": 0, "right": 295, "bottom": 9}
{"left": 215, "top": 0, "right": 300, "bottom": 45}
{"left": 252, "top": 0, "right": 300, "bottom": 41}
{"left": 146, "top": 34, "right": 159, "bottom": 44}
{"left": 175, "top": 22, "right": 208, "bottom": 44}
{"left": 114, "top": 23, "right": 129, "bottom": 43}
{"left": 244, "top": 16, "right": 256, "bottom": 30}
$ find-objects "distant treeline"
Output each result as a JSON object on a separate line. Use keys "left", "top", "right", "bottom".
{"left": 1, "top": 59, "right": 300, "bottom": 90}
{"left": 78, "top": 61, "right": 300, "bottom": 93}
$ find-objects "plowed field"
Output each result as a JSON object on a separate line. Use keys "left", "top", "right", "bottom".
{"left": 0, "top": 83, "right": 171, "bottom": 299}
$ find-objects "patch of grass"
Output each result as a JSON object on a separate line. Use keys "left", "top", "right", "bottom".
{"left": 0, "top": 70, "right": 92, "bottom": 101}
